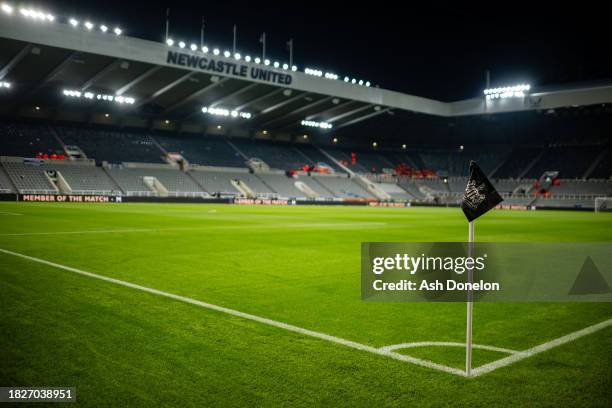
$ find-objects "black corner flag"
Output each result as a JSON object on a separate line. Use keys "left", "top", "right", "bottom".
{"left": 461, "top": 161, "right": 503, "bottom": 222}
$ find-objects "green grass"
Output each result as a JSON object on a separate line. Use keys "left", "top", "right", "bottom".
{"left": 0, "top": 203, "right": 611, "bottom": 406}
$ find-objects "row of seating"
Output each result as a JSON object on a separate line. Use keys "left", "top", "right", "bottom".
{"left": 1, "top": 121, "right": 610, "bottom": 179}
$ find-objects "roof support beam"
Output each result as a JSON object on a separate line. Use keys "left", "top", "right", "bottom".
{"left": 24, "top": 51, "right": 76, "bottom": 98}
{"left": 327, "top": 104, "right": 375, "bottom": 123}
{"left": 304, "top": 100, "right": 354, "bottom": 120}
{"left": 163, "top": 77, "right": 231, "bottom": 114}
{"left": 258, "top": 96, "right": 334, "bottom": 127}
{"left": 0, "top": 43, "right": 32, "bottom": 80}
{"left": 258, "top": 92, "right": 310, "bottom": 116}
{"left": 128, "top": 71, "right": 196, "bottom": 111}
{"left": 235, "top": 88, "right": 285, "bottom": 111}
{"left": 115, "top": 65, "right": 162, "bottom": 96}
{"left": 209, "top": 83, "right": 260, "bottom": 108}
{"left": 81, "top": 59, "right": 122, "bottom": 91}
{"left": 334, "top": 108, "right": 391, "bottom": 129}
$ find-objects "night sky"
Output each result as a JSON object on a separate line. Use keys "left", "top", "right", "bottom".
{"left": 22, "top": 1, "right": 612, "bottom": 101}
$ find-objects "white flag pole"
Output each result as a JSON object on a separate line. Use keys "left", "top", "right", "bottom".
{"left": 466, "top": 220, "right": 475, "bottom": 376}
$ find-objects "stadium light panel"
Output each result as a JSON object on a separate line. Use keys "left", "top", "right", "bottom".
{"left": 100, "top": 25, "right": 108, "bottom": 33}
{"left": 273, "top": 61, "right": 280, "bottom": 68}
{"left": 202, "top": 106, "right": 252, "bottom": 119}
{"left": 372, "top": 142, "right": 377, "bottom": 147}
{"left": 166, "top": 38, "right": 174, "bottom": 46}
{"left": 291, "top": 65, "right": 297, "bottom": 71}
{"left": 0, "top": 81, "right": 11, "bottom": 88}
{"left": 351, "top": 78, "right": 356, "bottom": 84}
{"left": 301, "top": 120, "right": 332, "bottom": 129}
{"left": 333, "top": 138, "right": 338, "bottom": 143}
{"left": 190, "top": 44, "right": 198, "bottom": 51}
{"left": 264, "top": 59, "right": 271, "bottom": 66}
{"left": 282, "top": 63, "right": 289, "bottom": 70}
{"left": 223, "top": 50, "right": 231, "bottom": 57}
{"left": 202, "top": 46, "right": 209, "bottom": 53}
{"left": 114, "top": 27, "right": 122, "bottom": 36}
{"left": 402, "top": 144, "right": 407, "bottom": 149}
{"left": 234, "top": 53, "right": 241, "bottom": 60}
{"left": 84, "top": 21, "right": 94, "bottom": 30}
{"left": 69, "top": 18, "right": 79, "bottom": 26}
{"left": 213, "top": 48, "right": 220, "bottom": 55}
{"left": 255, "top": 57, "right": 261, "bottom": 64}
{"left": 245, "top": 55, "right": 251, "bottom": 62}
{"left": 484, "top": 83, "right": 531, "bottom": 99}
{"left": 179, "top": 41, "right": 186, "bottom": 49}
{"left": 358, "top": 80, "right": 363, "bottom": 85}
{"left": 1, "top": 3, "right": 13, "bottom": 14}
{"left": 365, "top": 81, "right": 371, "bottom": 87}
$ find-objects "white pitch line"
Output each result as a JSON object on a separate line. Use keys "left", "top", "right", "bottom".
{"left": 379, "top": 341, "right": 523, "bottom": 355}
{"left": 471, "top": 318, "right": 612, "bottom": 377}
{"left": 0, "top": 247, "right": 465, "bottom": 377}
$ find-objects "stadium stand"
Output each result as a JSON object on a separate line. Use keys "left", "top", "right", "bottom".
{"left": 0, "top": 120, "right": 609, "bottom": 209}
{"left": 293, "top": 144, "right": 343, "bottom": 172}
{"left": 154, "top": 133, "right": 246, "bottom": 167}
{"left": 255, "top": 173, "right": 306, "bottom": 198}
{"left": 231, "top": 139, "right": 308, "bottom": 170}
{"left": 374, "top": 182, "right": 413, "bottom": 200}
{"left": 56, "top": 126, "right": 165, "bottom": 164}
{"left": 47, "top": 162, "right": 119, "bottom": 195}
{"left": 0, "top": 165, "right": 15, "bottom": 193}
{"left": 106, "top": 165, "right": 205, "bottom": 196}
{"left": 0, "top": 122, "right": 63, "bottom": 158}
{"left": 312, "top": 175, "right": 374, "bottom": 198}
{"left": 524, "top": 145, "right": 601, "bottom": 179}
{"left": 588, "top": 148, "right": 612, "bottom": 179}
{"left": 2, "top": 160, "right": 58, "bottom": 194}
{"left": 493, "top": 147, "right": 543, "bottom": 178}
{"left": 188, "top": 168, "right": 244, "bottom": 196}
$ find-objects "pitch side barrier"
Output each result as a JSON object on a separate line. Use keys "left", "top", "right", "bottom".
{"left": 2, "top": 194, "right": 607, "bottom": 211}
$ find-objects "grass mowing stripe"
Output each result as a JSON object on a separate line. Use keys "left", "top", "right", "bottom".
{"left": 0, "top": 222, "right": 387, "bottom": 236}
{"left": 0, "top": 247, "right": 466, "bottom": 377}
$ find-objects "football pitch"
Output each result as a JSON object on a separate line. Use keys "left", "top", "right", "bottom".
{"left": 1, "top": 202, "right": 611, "bottom": 406}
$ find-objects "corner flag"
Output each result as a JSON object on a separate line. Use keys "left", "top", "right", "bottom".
{"left": 461, "top": 161, "right": 502, "bottom": 376}
{"left": 461, "top": 161, "right": 503, "bottom": 222}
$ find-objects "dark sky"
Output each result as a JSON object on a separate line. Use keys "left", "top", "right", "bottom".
{"left": 37, "top": 1, "right": 612, "bottom": 101}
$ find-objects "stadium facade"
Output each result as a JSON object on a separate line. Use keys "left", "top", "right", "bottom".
{"left": 0, "top": 9, "right": 611, "bottom": 210}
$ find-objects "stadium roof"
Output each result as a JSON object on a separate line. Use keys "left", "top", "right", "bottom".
{"left": 1, "top": 11, "right": 612, "bottom": 136}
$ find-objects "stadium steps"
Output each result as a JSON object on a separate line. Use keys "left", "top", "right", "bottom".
{"left": 317, "top": 147, "right": 355, "bottom": 175}
{"left": 185, "top": 171, "right": 210, "bottom": 194}
{"left": 101, "top": 167, "right": 126, "bottom": 195}
{"left": 583, "top": 147, "right": 609, "bottom": 179}
{"left": 48, "top": 125, "right": 68, "bottom": 154}
{"left": 0, "top": 163, "right": 17, "bottom": 193}
{"left": 293, "top": 147, "right": 317, "bottom": 166}
{"left": 253, "top": 173, "right": 279, "bottom": 194}
{"left": 518, "top": 147, "right": 546, "bottom": 178}
{"left": 488, "top": 157, "right": 508, "bottom": 178}
{"left": 225, "top": 139, "right": 250, "bottom": 161}
{"left": 310, "top": 177, "right": 337, "bottom": 197}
